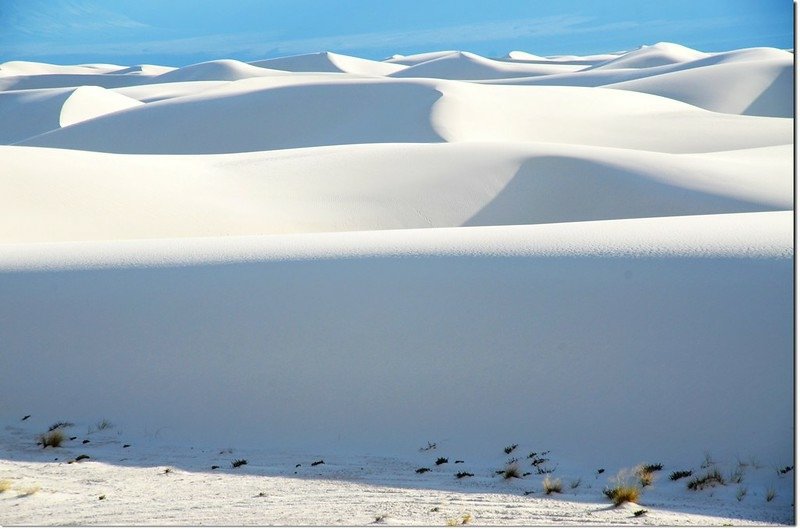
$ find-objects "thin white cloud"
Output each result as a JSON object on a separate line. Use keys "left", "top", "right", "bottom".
{"left": 1, "top": 12, "right": 742, "bottom": 62}
{"left": 8, "top": 0, "right": 149, "bottom": 38}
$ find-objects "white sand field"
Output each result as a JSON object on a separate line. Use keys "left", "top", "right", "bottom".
{"left": 0, "top": 42, "right": 793, "bottom": 526}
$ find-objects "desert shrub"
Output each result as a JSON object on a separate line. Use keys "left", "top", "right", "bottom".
{"left": 635, "top": 465, "right": 656, "bottom": 487}
{"left": 415, "top": 467, "right": 431, "bottom": 474}
{"left": 231, "top": 459, "right": 247, "bottom": 468}
{"left": 455, "top": 471, "right": 474, "bottom": 479}
{"left": 311, "top": 460, "right": 324, "bottom": 466}
{"left": 542, "top": 476, "right": 562, "bottom": 494}
{"left": 501, "top": 464, "right": 521, "bottom": 480}
{"left": 641, "top": 463, "right": 662, "bottom": 473}
{"left": 48, "top": 421, "right": 73, "bottom": 432}
{"left": 736, "top": 486, "right": 747, "bottom": 502}
{"left": 604, "top": 469, "right": 642, "bottom": 506}
{"left": 778, "top": 465, "right": 793, "bottom": 475}
{"left": 0, "top": 480, "right": 11, "bottom": 493}
{"left": 504, "top": 444, "right": 518, "bottom": 455}
{"left": 39, "top": 430, "right": 65, "bottom": 448}
{"left": 669, "top": 470, "right": 693, "bottom": 481}
{"left": 435, "top": 457, "right": 448, "bottom": 466}
{"left": 687, "top": 468, "right": 724, "bottom": 490}
{"left": 633, "top": 509, "right": 647, "bottom": 517}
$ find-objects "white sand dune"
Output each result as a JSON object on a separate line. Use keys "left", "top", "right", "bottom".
{"left": 586, "top": 42, "right": 707, "bottom": 70}
{"left": 0, "top": 44, "right": 793, "bottom": 525}
{"left": 251, "top": 51, "right": 405, "bottom": 76}
{"left": 17, "top": 78, "right": 790, "bottom": 154}
{"left": 153, "top": 59, "right": 290, "bottom": 82}
{"left": 0, "top": 72, "right": 161, "bottom": 91}
{"left": 112, "top": 80, "right": 231, "bottom": 103}
{"left": 390, "top": 51, "right": 584, "bottom": 79}
{"left": 504, "top": 50, "right": 549, "bottom": 61}
{"left": 384, "top": 50, "right": 461, "bottom": 65}
{"left": 0, "top": 142, "right": 790, "bottom": 243}
{"left": 0, "top": 212, "right": 792, "bottom": 464}
{"left": 108, "top": 64, "right": 176, "bottom": 75}
{"left": 605, "top": 58, "right": 793, "bottom": 117}
{"left": 0, "top": 86, "right": 142, "bottom": 144}
{"left": 480, "top": 46, "right": 793, "bottom": 118}
{"left": 0, "top": 61, "right": 124, "bottom": 76}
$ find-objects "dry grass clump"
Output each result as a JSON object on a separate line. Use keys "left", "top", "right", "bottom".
{"left": 18, "top": 485, "right": 40, "bottom": 497}
{"left": 39, "top": 430, "right": 65, "bottom": 448}
{"left": 0, "top": 479, "right": 11, "bottom": 493}
{"left": 635, "top": 463, "right": 662, "bottom": 487}
{"left": 542, "top": 476, "right": 563, "bottom": 494}
{"left": 603, "top": 469, "right": 642, "bottom": 507}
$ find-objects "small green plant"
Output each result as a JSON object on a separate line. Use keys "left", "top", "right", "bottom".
{"left": 0, "top": 480, "right": 11, "bottom": 493}
{"left": 231, "top": 459, "right": 247, "bottom": 468}
{"left": 765, "top": 487, "right": 776, "bottom": 502}
{"left": 542, "top": 476, "right": 562, "bottom": 494}
{"left": 39, "top": 430, "right": 65, "bottom": 448}
{"left": 736, "top": 486, "right": 747, "bottom": 502}
{"left": 669, "top": 470, "right": 693, "bottom": 481}
{"left": 687, "top": 468, "right": 724, "bottom": 490}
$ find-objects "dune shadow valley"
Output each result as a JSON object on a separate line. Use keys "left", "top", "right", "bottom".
{"left": 0, "top": 41, "right": 794, "bottom": 526}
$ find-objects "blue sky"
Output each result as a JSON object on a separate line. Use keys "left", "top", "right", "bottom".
{"left": 0, "top": 0, "right": 793, "bottom": 66}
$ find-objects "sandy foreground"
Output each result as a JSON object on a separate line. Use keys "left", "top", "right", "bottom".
{"left": 0, "top": 43, "right": 794, "bottom": 525}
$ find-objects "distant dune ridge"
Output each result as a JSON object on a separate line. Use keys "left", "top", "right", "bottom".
{"left": 0, "top": 42, "right": 793, "bottom": 525}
